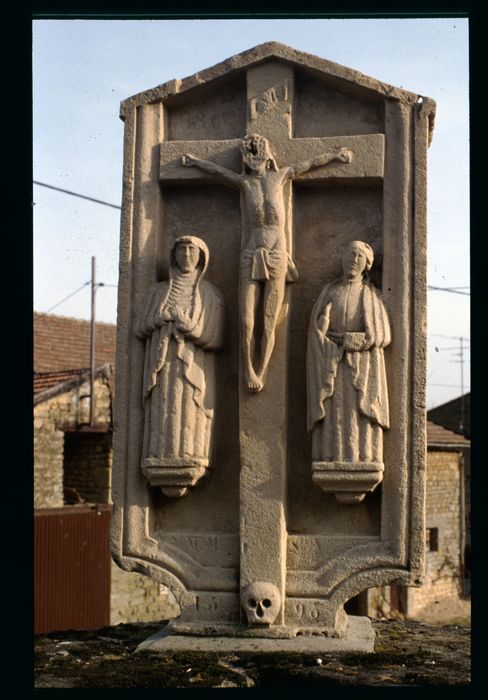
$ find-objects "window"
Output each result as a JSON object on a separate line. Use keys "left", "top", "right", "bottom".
{"left": 426, "top": 527, "right": 439, "bottom": 552}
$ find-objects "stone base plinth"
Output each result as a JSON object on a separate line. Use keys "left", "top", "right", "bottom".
{"left": 136, "top": 615, "right": 375, "bottom": 653}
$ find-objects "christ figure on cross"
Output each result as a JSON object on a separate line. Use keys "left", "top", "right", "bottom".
{"left": 182, "top": 133, "right": 352, "bottom": 392}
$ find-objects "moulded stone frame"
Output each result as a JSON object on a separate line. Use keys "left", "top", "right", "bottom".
{"left": 111, "top": 42, "right": 433, "bottom": 622}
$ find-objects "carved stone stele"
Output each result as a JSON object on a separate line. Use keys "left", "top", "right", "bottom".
{"left": 137, "top": 236, "right": 224, "bottom": 497}
{"left": 307, "top": 241, "right": 391, "bottom": 504}
{"left": 112, "top": 42, "right": 433, "bottom": 646}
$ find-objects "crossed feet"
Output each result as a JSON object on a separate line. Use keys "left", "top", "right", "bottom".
{"left": 245, "top": 367, "right": 264, "bottom": 393}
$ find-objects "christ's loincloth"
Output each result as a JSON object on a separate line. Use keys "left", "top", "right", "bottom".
{"left": 241, "top": 246, "right": 298, "bottom": 283}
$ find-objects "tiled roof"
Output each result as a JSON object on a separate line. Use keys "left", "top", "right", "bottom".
{"left": 34, "top": 368, "right": 89, "bottom": 395}
{"left": 34, "top": 312, "right": 116, "bottom": 373}
{"left": 34, "top": 363, "right": 113, "bottom": 406}
{"left": 427, "top": 420, "right": 470, "bottom": 447}
{"left": 427, "top": 393, "right": 470, "bottom": 439}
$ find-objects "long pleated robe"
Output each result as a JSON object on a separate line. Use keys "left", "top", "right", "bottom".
{"left": 307, "top": 278, "right": 391, "bottom": 465}
{"left": 139, "top": 267, "right": 224, "bottom": 469}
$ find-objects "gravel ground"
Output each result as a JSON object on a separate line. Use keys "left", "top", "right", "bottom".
{"left": 34, "top": 618, "right": 470, "bottom": 687}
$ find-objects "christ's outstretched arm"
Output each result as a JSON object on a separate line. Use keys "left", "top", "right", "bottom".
{"left": 182, "top": 154, "right": 242, "bottom": 186}
{"left": 288, "top": 147, "right": 353, "bottom": 178}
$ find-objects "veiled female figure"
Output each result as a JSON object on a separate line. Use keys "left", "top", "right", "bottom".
{"left": 307, "top": 241, "right": 391, "bottom": 503}
{"left": 137, "top": 236, "right": 224, "bottom": 497}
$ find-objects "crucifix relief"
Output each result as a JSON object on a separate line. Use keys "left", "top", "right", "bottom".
{"left": 114, "top": 43, "right": 432, "bottom": 647}
{"left": 181, "top": 135, "right": 352, "bottom": 391}
{"left": 160, "top": 76, "right": 384, "bottom": 392}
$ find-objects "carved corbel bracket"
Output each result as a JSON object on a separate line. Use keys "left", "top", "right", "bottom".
{"left": 312, "top": 461, "right": 384, "bottom": 504}
{"left": 142, "top": 457, "right": 209, "bottom": 498}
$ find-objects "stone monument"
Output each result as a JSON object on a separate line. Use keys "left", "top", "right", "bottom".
{"left": 111, "top": 42, "right": 435, "bottom": 650}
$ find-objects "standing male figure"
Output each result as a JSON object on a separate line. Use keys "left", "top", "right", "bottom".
{"left": 182, "top": 133, "right": 352, "bottom": 392}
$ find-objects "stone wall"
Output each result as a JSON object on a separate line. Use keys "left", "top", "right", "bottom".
{"left": 34, "top": 377, "right": 112, "bottom": 508}
{"left": 34, "top": 403, "right": 65, "bottom": 509}
{"left": 406, "top": 450, "right": 464, "bottom": 615}
{"left": 110, "top": 561, "right": 180, "bottom": 625}
{"left": 364, "top": 449, "right": 465, "bottom": 621}
{"left": 363, "top": 586, "right": 403, "bottom": 620}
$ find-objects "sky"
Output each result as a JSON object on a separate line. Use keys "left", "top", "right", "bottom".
{"left": 33, "top": 18, "right": 470, "bottom": 410}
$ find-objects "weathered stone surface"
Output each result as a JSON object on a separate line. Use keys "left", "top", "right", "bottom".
{"left": 137, "top": 615, "right": 375, "bottom": 653}
{"left": 112, "top": 42, "right": 434, "bottom": 643}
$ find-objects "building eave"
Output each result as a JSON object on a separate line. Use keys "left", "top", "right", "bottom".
{"left": 34, "top": 363, "right": 112, "bottom": 406}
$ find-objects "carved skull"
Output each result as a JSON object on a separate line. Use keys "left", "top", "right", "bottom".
{"left": 241, "top": 581, "right": 281, "bottom": 626}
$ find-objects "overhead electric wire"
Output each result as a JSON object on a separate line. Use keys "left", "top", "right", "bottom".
{"left": 44, "top": 281, "right": 91, "bottom": 313}
{"left": 431, "top": 333, "right": 470, "bottom": 340}
{"left": 34, "top": 180, "right": 121, "bottom": 210}
{"left": 436, "top": 345, "right": 470, "bottom": 351}
{"left": 43, "top": 280, "right": 119, "bottom": 314}
{"left": 428, "top": 285, "right": 469, "bottom": 296}
{"left": 428, "top": 383, "right": 470, "bottom": 388}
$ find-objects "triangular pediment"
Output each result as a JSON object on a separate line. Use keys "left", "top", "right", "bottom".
{"left": 122, "top": 41, "right": 430, "bottom": 115}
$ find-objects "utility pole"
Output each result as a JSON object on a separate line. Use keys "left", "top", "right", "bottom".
{"left": 459, "top": 336, "right": 465, "bottom": 434}
{"left": 444, "top": 336, "right": 469, "bottom": 434}
{"left": 89, "top": 256, "right": 96, "bottom": 426}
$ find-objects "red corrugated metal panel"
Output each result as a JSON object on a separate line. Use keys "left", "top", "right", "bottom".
{"left": 34, "top": 505, "right": 112, "bottom": 634}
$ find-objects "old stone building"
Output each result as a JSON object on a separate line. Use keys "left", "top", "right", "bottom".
{"left": 34, "top": 312, "right": 117, "bottom": 509}
{"left": 362, "top": 420, "right": 470, "bottom": 622}
{"left": 34, "top": 313, "right": 178, "bottom": 627}
{"left": 428, "top": 392, "right": 471, "bottom": 596}
{"left": 428, "top": 393, "right": 470, "bottom": 439}
{"left": 34, "top": 364, "right": 113, "bottom": 508}
{"left": 408, "top": 421, "right": 470, "bottom": 617}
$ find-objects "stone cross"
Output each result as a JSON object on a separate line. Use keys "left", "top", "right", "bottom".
{"left": 158, "top": 60, "right": 384, "bottom": 626}
{"left": 112, "top": 42, "right": 434, "bottom": 647}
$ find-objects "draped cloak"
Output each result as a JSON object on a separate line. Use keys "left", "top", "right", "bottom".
{"left": 138, "top": 238, "right": 224, "bottom": 466}
{"left": 307, "top": 279, "right": 391, "bottom": 464}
